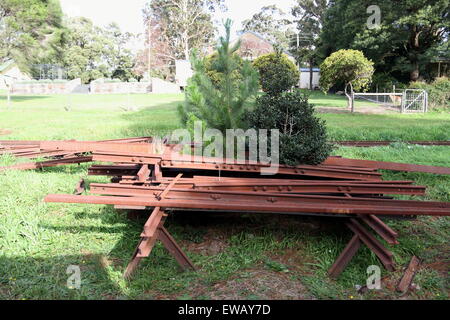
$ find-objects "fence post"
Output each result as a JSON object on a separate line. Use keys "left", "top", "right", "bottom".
{"left": 424, "top": 90, "right": 428, "bottom": 113}
{"left": 401, "top": 90, "right": 405, "bottom": 113}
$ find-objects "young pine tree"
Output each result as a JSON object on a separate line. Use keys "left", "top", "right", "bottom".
{"left": 178, "top": 19, "right": 259, "bottom": 133}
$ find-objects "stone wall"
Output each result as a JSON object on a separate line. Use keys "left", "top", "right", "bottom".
{"left": 11, "top": 78, "right": 81, "bottom": 94}
{"left": 90, "top": 78, "right": 181, "bottom": 94}
{"left": 90, "top": 80, "right": 151, "bottom": 94}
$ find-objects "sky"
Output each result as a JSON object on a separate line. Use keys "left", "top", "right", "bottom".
{"left": 60, "top": 0, "right": 294, "bottom": 40}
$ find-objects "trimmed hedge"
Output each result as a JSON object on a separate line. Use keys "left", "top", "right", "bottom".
{"left": 253, "top": 52, "right": 299, "bottom": 95}
{"left": 246, "top": 90, "right": 334, "bottom": 165}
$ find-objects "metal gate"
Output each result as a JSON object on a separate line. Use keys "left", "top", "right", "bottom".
{"left": 401, "top": 89, "right": 428, "bottom": 113}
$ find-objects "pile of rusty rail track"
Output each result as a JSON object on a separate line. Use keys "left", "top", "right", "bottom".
{"left": 18, "top": 139, "right": 446, "bottom": 279}
{"left": 2, "top": 138, "right": 449, "bottom": 279}
{"left": 0, "top": 137, "right": 153, "bottom": 171}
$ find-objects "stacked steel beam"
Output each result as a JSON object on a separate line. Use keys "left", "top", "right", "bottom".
{"left": 36, "top": 140, "right": 450, "bottom": 278}
{"left": 0, "top": 137, "right": 153, "bottom": 171}
{"left": 2, "top": 138, "right": 449, "bottom": 278}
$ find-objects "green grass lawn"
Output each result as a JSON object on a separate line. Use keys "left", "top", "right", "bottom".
{"left": 0, "top": 92, "right": 449, "bottom": 300}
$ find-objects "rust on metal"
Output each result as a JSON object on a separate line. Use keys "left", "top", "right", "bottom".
{"left": 2, "top": 136, "right": 442, "bottom": 280}
{"left": 329, "top": 235, "right": 361, "bottom": 278}
{"left": 323, "top": 157, "right": 450, "bottom": 175}
{"left": 337, "top": 140, "right": 450, "bottom": 147}
{"left": 396, "top": 256, "right": 421, "bottom": 294}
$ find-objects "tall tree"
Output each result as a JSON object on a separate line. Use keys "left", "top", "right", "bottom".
{"left": 320, "top": 0, "right": 450, "bottom": 81}
{"left": 143, "top": 0, "right": 225, "bottom": 62}
{"left": 62, "top": 17, "right": 138, "bottom": 83}
{"left": 0, "top": 0, "right": 65, "bottom": 70}
{"left": 291, "top": 0, "right": 329, "bottom": 89}
{"left": 104, "top": 23, "right": 138, "bottom": 81}
{"left": 240, "top": 5, "right": 292, "bottom": 50}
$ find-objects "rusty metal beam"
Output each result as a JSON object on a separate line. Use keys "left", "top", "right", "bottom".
{"left": 40, "top": 141, "right": 156, "bottom": 154}
{"left": 0, "top": 156, "right": 93, "bottom": 171}
{"left": 158, "top": 226, "right": 196, "bottom": 271}
{"left": 397, "top": 256, "right": 420, "bottom": 293}
{"left": 328, "top": 235, "right": 361, "bottom": 278}
{"left": 44, "top": 194, "right": 450, "bottom": 216}
{"left": 337, "top": 141, "right": 450, "bottom": 147}
{"left": 323, "top": 157, "right": 450, "bottom": 175}
{"left": 347, "top": 219, "right": 395, "bottom": 271}
{"left": 359, "top": 215, "right": 399, "bottom": 244}
{"left": 88, "top": 183, "right": 446, "bottom": 209}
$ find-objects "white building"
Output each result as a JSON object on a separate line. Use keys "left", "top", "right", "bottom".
{"left": 0, "top": 60, "right": 31, "bottom": 90}
{"left": 175, "top": 60, "right": 194, "bottom": 88}
{"left": 299, "top": 68, "right": 320, "bottom": 90}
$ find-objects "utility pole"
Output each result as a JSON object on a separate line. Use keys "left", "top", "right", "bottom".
{"left": 147, "top": 15, "right": 153, "bottom": 91}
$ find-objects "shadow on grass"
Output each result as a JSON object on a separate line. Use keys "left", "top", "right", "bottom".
{"left": 0, "top": 253, "right": 123, "bottom": 299}
{"left": 0, "top": 95, "right": 51, "bottom": 102}
{"left": 119, "top": 102, "right": 182, "bottom": 138}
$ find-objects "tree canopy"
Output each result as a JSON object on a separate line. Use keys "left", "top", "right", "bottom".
{"left": 0, "top": 0, "right": 65, "bottom": 70}
{"left": 319, "top": 0, "right": 449, "bottom": 81}
{"left": 319, "top": 49, "right": 374, "bottom": 93}
{"left": 144, "top": 0, "right": 225, "bottom": 61}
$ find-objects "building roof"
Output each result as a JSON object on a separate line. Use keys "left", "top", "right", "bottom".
{"left": 0, "top": 60, "right": 15, "bottom": 74}
{"left": 236, "top": 31, "right": 295, "bottom": 59}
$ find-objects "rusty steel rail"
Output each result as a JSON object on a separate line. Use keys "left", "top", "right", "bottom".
{"left": 337, "top": 141, "right": 450, "bottom": 147}
{"left": 0, "top": 156, "right": 93, "bottom": 171}
{"left": 162, "top": 181, "right": 426, "bottom": 196}
{"left": 44, "top": 194, "right": 450, "bottom": 216}
{"left": 87, "top": 184, "right": 447, "bottom": 209}
{"left": 323, "top": 157, "right": 450, "bottom": 175}
{"left": 0, "top": 137, "right": 156, "bottom": 172}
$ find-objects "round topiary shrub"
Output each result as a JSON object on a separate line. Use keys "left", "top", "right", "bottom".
{"left": 246, "top": 89, "right": 334, "bottom": 165}
{"left": 253, "top": 51, "right": 300, "bottom": 95}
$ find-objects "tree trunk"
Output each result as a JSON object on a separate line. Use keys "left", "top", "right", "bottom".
{"left": 309, "top": 59, "right": 314, "bottom": 90}
{"left": 409, "top": 26, "right": 421, "bottom": 81}
{"left": 345, "top": 83, "right": 354, "bottom": 112}
{"left": 410, "top": 60, "right": 419, "bottom": 82}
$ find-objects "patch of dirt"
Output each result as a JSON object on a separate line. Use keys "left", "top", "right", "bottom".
{"left": 199, "top": 269, "right": 313, "bottom": 300}
{"left": 268, "top": 248, "right": 315, "bottom": 275}
{"left": 183, "top": 228, "right": 229, "bottom": 256}
{"left": 423, "top": 260, "right": 449, "bottom": 278}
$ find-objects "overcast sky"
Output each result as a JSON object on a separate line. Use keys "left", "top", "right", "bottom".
{"left": 60, "top": 0, "right": 294, "bottom": 37}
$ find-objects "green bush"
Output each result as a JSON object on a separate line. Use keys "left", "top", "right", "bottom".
{"left": 253, "top": 51, "right": 299, "bottom": 95}
{"left": 246, "top": 90, "right": 334, "bottom": 165}
{"left": 319, "top": 49, "right": 374, "bottom": 93}
{"left": 409, "top": 77, "right": 450, "bottom": 110}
